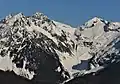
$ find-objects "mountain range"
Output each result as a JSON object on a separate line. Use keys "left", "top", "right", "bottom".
{"left": 0, "top": 12, "right": 120, "bottom": 84}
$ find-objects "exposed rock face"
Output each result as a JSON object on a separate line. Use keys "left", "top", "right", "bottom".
{"left": 0, "top": 12, "right": 74, "bottom": 83}
{"left": 0, "top": 13, "right": 120, "bottom": 84}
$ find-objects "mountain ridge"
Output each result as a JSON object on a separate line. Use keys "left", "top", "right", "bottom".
{"left": 0, "top": 12, "right": 120, "bottom": 83}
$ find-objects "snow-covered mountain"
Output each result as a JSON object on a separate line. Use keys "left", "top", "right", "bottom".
{"left": 0, "top": 12, "right": 120, "bottom": 83}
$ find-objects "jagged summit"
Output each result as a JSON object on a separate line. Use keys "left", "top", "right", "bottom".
{"left": 82, "top": 17, "right": 108, "bottom": 28}
{"left": 33, "top": 12, "right": 48, "bottom": 19}
{"left": 88, "top": 17, "right": 107, "bottom": 23}
{"left": 5, "top": 12, "right": 24, "bottom": 20}
{"left": 88, "top": 17, "right": 102, "bottom": 22}
{"left": 0, "top": 12, "right": 120, "bottom": 83}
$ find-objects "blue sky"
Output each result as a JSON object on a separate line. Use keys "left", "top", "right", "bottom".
{"left": 0, "top": 0, "right": 120, "bottom": 27}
